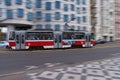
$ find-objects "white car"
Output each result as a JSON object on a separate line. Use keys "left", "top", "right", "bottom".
{"left": 0, "top": 41, "right": 9, "bottom": 48}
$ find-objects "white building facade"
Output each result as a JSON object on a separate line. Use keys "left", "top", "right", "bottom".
{"left": 91, "top": 0, "right": 102, "bottom": 40}
{"left": 33, "top": 0, "right": 91, "bottom": 31}
{"left": 91, "top": 0, "right": 115, "bottom": 41}
{"left": 0, "top": 0, "right": 33, "bottom": 30}
{"left": 0, "top": 0, "right": 91, "bottom": 32}
{"left": 101, "top": 0, "right": 115, "bottom": 41}
{"left": 1, "top": 0, "right": 116, "bottom": 41}
{"left": 115, "top": 0, "right": 120, "bottom": 40}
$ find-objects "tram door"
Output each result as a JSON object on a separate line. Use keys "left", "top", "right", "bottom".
{"left": 15, "top": 31, "right": 26, "bottom": 49}
{"left": 54, "top": 32, "right": 62, "bottom": 48}
{"left": 85, "top": 34, "right": 91, "bottom": 47}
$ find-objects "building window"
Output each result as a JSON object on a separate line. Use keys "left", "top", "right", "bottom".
{"left": 27, "top": 12, "right": 33, "bottom": 21}
{"left": 45, "top": 13, "right": 51, "bottom": 21}
{"left": 55, "top": 1, "right": 60, "bottom": 9}
{"left": 0, "top": 8, "right": 2, "bottom": 17}
{"left": 77, "top": 17, "right": 81, "bottom": 23}
{"left": 77, "top": 0, "right": 80, "bottom": 5}
{"left": 36, "top": 24, "right": 42, "bottom": 29}
{"left": 64, "top": 15, "right": 68, "bottom": 22}
{"left": 0, "top": 0, "right": 2, "bottom": 4}
{"left": 55, "top": 12, "right": 60, "bottom": 20}
{"left": 82, "top": 7, "right": 86, "bottom": 13}
{"left": 82, "top": 0, "right": 86, "bottom": 5}
{"left": 26, "top": 0, "right": 32, "bottom": 8}
{"left": 64, "top": 25, "right": 68, "bottom": 30}
{"left": 109, "top": 12, "right": 113, "bottom": 16}
{"left": 83, "top": 26, "right": 86, "bottom": 31}
{"left": 17, "top": 9, "right": 24, "bottom": 17}
{"left": 83, "top": 16, "right": 86, "bottom": 23}
{"left": 77, "top": 8, "right": 80, "bottom": 14}
{"left": 6, "top": 10, "right": 13, "bottom": 18}
{"left": 64, "top": 4, "right": 68, "bottom": 11}
{"left": 36, "top": 0, "right": 41, "bottom": 8}
{"left": 71, "top": 0, "right": 74, "bottom": 1}
{"left": 71, "top": 25, "right": 75, "bottom": 30}
{"left": 16, "top": 0, "right": 22, "bottom": 4}
{"left": 5, "top": 0, "right": 11, "bottom": 5}
{"left": 36, "top": 11, "right": 42, "bottom": 19}
{"left": 70, "top": 4, "right": 74, "bottom": 11}
{"left": 77, "top": 26, "right": 81, "bottom": 30}
{"left": 46, "top": 2, "right": 51, "bottom": 10}
{"left": 71, "top": 14, "right": 75, "bottom": 20}
{"left": 45, "top": 24, "right": 51, "bottom": 29}
{"left": 55, "top": 24, "right": 60, "bottom": 31}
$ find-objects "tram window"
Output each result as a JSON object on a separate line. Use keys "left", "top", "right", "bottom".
{"left": 63, "top": 32, "right": 74, "bottom": 39}
{"left": 16, "top": 35, "right": 19, "bottom": 43}
{"left": 91, "top": 33, "right": 94, "bottom": 39}
{"left": 40, "top": 32, "right": 53, "bottom": 40}
{"left": 59, "top": 35, "right": 61, "bottom": 42}
{"left": 26, "top": 32, "right": 53, "bottom": 40}
{"left": 21, "top": 35, "right": 24, "bottom": 43}
{"left": 26, "top": 32, "right": 40, "bottom": 40}
{"left": 75, "top": 34, "right": 84, "bottom": 39}
{"left": 9, "top": 32, "right": 15, "bottom": 40}
{"left": 89, "top": 35, "right": 91, "bottom": 41}
{"left": 75, "top": 32, "right": 85, "bottom": 39}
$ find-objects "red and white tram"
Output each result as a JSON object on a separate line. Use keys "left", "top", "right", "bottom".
{"left": 8, "top": 29, "right": 94, "bottom": 50}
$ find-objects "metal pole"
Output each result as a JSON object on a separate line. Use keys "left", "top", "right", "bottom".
{"left": 65, "top": 18, "right": 76, "bottom": 30}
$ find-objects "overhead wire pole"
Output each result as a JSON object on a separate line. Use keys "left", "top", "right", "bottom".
{"left": 64, "top": 18, "right": 76, "bottom": 31}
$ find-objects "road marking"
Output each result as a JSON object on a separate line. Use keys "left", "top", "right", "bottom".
{"left": 94, "top": 45, "right": 120, "bottom": 49}
{"left": 0, "top": 71, "right": 25, "bottom": 77}
{"left": 44, "top": 63, "right": 62, "bottom": 67}
{"left": 27, "top": 57, "right": 120, "bottom": 80}
{"left": 26, "top": 66, "right": 39, "bottom": 70}
{"left": 111, "top": 53, "right": 120, "bottom": 57}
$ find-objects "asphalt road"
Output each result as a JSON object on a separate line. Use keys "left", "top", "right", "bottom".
{"left": 0, "top": 42, "right": 120, "bottom": 75}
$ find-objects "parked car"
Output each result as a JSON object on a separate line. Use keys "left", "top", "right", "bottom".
{"left": 0, "top": 41, "right": 10, "bottom": 48}
{"left": 95, "top": 39, "right": 107, "bottom": 45}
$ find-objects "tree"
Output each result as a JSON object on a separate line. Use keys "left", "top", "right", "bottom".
{"left": 0, "top": 30, "right": 5, "bottom": 41}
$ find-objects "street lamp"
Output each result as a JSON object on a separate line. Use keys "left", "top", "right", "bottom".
{"left": 65, "top": 18, "right": 76, "bottom": 31}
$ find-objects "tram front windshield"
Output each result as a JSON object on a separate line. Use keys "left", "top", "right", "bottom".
{"left": 63, "top": 32, "right": 74, "bottom": 39}
{"left": 75, "top": 32, "right": 85, "bottom": 39}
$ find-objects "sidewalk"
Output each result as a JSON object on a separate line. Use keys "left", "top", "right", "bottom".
{"left": 0, "top": 57, "right": 120, "bottom": 80}
{"left": 27, "top": 57, "right": 120, "bottom": 80}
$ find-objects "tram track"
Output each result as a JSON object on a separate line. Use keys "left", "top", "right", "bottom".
{"left": 0, "top": 41, "right": 120, "bottom": 53}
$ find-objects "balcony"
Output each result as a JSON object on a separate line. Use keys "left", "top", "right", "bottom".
{"left": 91, "top": 19, "right": 97, "bottom": 26}
{"left": 91, "top": 10, "right": 97, "bottom": 15}
{"left": 91, "top": 0, "right": 97, "bottom": 6}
